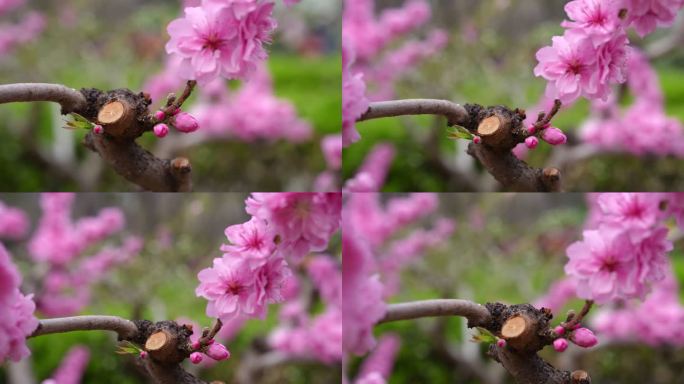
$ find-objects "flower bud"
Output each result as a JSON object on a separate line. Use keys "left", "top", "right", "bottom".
{"left": 541, "top": 127, "right": 567, "bottom": 145}
{"left": 553, "top": 338, "right": 568, "bottom": 352}
{"left": 554, "top": 325, "right": 565, "bottom": 336}
{"left": 173, "top": 112, "right": 199, "bottom": 133}
{"left": 496, "top": 339, "right": 506, "bottom": 348}
{"left": 191, "top": 340, "right": 200, "bottom": 350}
{"left": 205, "top": 343, "right": 230, "bottom": 361}
{"left": 525, "top": 136, "right": 539, "bottom": 149}
{"left": 139, "top": 351, "right": 148, "bottom": 359}
{"left": 473, "top": 135, "right": 481, "bottom": 144}
{"left": 527, "top": 124, "right": 536, "bottom": 134}
{"left": 570, "top": 327, "right": 597, "bottom": 348}
{"left": 153, "top": 123, "right": 169, "bottom": 138}
{"left": 190, "top": 352, "right": 203, "bottom": 364}
{"left": 93, "top": 125, "right": 104, "bottom": 134}
{"left": 154, "top": 110, "right": 166, "bottom": 121}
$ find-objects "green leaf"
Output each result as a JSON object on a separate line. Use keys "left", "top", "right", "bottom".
{"left": 447, "top": 126, "right": 474, "bottom": 141}
{"left": 63, "top": 113, "right": 95, "bottom": 130}
{"left": 471, "top": 327, "right": 498, "bottom": 344}
{"left": 115, "top": 341, "right": 142, "bottom": 355}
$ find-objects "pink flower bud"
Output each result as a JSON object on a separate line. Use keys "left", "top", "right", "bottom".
{"left": 473, "top": 135, "right": 481, "bottom": 144}
{"left": 153, "top": 123, "right": 169, "bottom": 138}
{"left": 205, "top": 343, "right": 230, "bottom": 361}
{"left": 542, "top": 122, "right": 551, "bottom": 129}
{"left": 139, "top": 351, "right": 148, "bottom": 359}
{"left": 496, "top": 339, "right": 506, "bottom": 348}
{"left": 206, "top": 338, "right": 215, "bottom": 345}
{"left": 189, "top": 352, "right": 203, "bottom": 364}
{"left": 527, "top": 124, "right": 536, "bottom": 134}
{"left": 154, "top": 110, "right": 166, "bottom": 121}
{"left": 570, "top": 328, "right": 597, "bottom": 348}
{"left": 554, "top": 325, "right": 565, "bottom": 336}
{"left": 191, "top": 340, "right": 200, "bottom": 350}
{"left": 541, "top": 127, "right": 567, "bottom": 145}
{"left": 172, "top": 107, "right": 181, "bottom": 115}
{"left": 525, "top": 136, "right": 539, "bottom": 149}
{"left": 553, "top": 338, "right": 568, "bottom": 352}
{"left": 173, "top": 112, "right": 199, "bottom": 133}
{"left": 93, "top": 125, "right": 103, "bottom": 134}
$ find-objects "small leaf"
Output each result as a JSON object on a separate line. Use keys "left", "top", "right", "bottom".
{"left": 471, "top": 327, "right": 498, "bottom": 344}
{"left": 63, "top": 113, "right": 95, "bottom": 130}
{"left": 115, "top": 341, "right": 142, "bottom": 355}
{"left": 447, "top": 126, "right": 474, "bottom": 141}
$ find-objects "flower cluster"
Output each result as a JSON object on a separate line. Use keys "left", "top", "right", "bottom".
{"left": 579, "top": 49, "right": 684, "bottom": 156}
{"left": 1, "top": 194, "right": 143, "bottom": 317}
{"left": 165, "top": 0, "right": 278, "bottom": 84}
{"left": 196, "top": 193, "right": 341, "bottom": 322}
{"left": 592, "top": 265, "right": 684, "bottom": 346}
{"left": 0, "top": 201, "right": 29, "bottom": 240}
{"left": 564, "top": 193, "right": 672, "bottom": 303}
{"left": 0, "top": 243, "right": 38, "bottom": 362}
{"left": 190, "top": 66, "right": 311, "bottom": 142}
{"left": 534, "top": 0, "right": 684, "bottom": 104}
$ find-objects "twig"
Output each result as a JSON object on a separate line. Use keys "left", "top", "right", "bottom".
{"left": 31, "top": 316, "right": 138, "bottom": 339}
{"left": 160, "top": 80, "right": 197, "bottom": 117}
{"left": 0, "top": 83, "right": 86, "bottom": 113}
{"left": 358, "top": 99, "right": 469, "bottom": 126}
{"left": 562, "top": 300, "right": 594, "bottom": 331}
{"left": 378, "top": 299, "right": 491, "bottom": 327}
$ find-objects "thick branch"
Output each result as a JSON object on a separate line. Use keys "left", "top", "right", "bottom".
{"left": 30, "top": 317, "right": 207, "bottom": 384}
{"left": 0, "top": 83, "right": 87, "bottom": 113}
{"left": 358, "top": 99, "right": 469, "bottom": 126}
{"left": 30, "top": 316, "right": 138, "bottom": 339}
{"left": 378, "top": 299, "right": 491, "bottom": 327}
{"left": 468, "top": 143, "right": 562, "bottom": 192}
{"left": 376, "top": 301, "right": 590, "bottom": 384}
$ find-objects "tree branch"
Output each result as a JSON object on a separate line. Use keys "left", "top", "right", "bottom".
{"left": 0, "top": 83, "right": 194, "bottom": 191}
{"left": 30, "top": 316, "right": 138, "bottom": 339}
{"left": 29, "top": 317, "right": 208, "bottom": 384}
{"left": 375, "top": 300, "right": 591, "bottom": 384}
{"left": 355, "top": 99, "right": 563, "bottom": 191}
{"left": 358, "top": 99, "right": 469, "bottom": 126}
{"left": 379, "top": 299, "right": 491, "bottom": 327}
{"left": 0, "top": 83, "right": 86, "bottom": 113}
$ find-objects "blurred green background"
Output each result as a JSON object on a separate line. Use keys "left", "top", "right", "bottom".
{"left": 343, "top": 0, "right": 684, "bottom": 191}
{"left": 348, "top": 193, "right": 684, "bottom": 384}
{"left": 0, "top": 0, "right": 341, "bottom": 191}
{"left": 0, "top": 193, "right": 341, "bottom": 383}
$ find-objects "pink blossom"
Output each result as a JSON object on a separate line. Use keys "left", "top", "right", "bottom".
{"left": 190, "top": 352, "right": 203, "bottom": 364}
{"left": 534, "top": 277, "right": 578, "bottom": 312}
{"left": 344, "top": 143, "right": 395, "bottom": 192}
{"left": 165, "top": 0, "right": 277, "bottom": 84}
{"left": 553, "top": 338, "right": 568, "bottom": 352}
{"left": 43, "top": 346, "right": 90, "bottom": 384}
{"left": 0, "top": 244, "right": 38, "bottom": 362}
{"left": 245, "top": 193, "right": 341, "bottom": 261}
{"left": 357, "top": 334, "right": 400, "bottom": 380}
{"left": 321, "top": 135, "right": 342, "bottom": 170}
{"left": 0, "top": 201, "right": 29, "bottom": 240}
{"left": 562, "top": 0, "right": 625, "bottom": 44}
{"left": 342, "top": 41, "right": 368, "bottom": 147}
{"left": 534, "top": 32, "right": 600, "bottom": 103}
{"left": 205, "top": 342, "right": 230, "bottom": 361}
{"left": 153, "top": 123, "right": 169, "bottom": 138}
{"left": 596, "top": 193, "right": 663, "bottom": 229}
{"left": 570, "top": 327, "right": 598, "bottom": 348}
{"left": 625, "top": 0, "right": 684, "bottom": 37}
{"left": 306, "top": 255, "right": 341, "bottom": 306}
{"left": 220, "top": 217, "right": 276, "bottom": 264}
{"left": 173, "top": 112, "right": 200, "bottom": 133}
{"left": 541, "top": 127, "right": 568, "bottom": 145}
{"left": 196, "top": 254, "right": 289, "bottom": 320}
{"left": 525, "top": 136, "right": 539, "bottom": 149}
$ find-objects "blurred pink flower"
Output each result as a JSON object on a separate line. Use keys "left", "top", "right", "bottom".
{"left": 42, "top": 346, "right": 90, "bottom": 384}
{"left": 0, "top": 201, "right": 29, "bottom": 240}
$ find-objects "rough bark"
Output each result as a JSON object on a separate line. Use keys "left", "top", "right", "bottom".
{"left": 377, "top": 300, "right": 592, "bottom": 384}
{"left": 356, "top": 99, "right": 564, "bottom": 191}
{"left": 0, "top": 82, "right": 194, "bottom": 191}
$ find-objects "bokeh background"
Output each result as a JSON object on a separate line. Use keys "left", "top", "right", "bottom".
{"left": 343, "top": 0, "right": 684, "bottom": 191}
{"left": 0, "top": 193, "right": 341, "bottom": 383}
{"left": 353, "top": 193, "right": 684, "bottom": 384}
{"left": 0, "top": 0, "right": 341, "bottom": 191}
